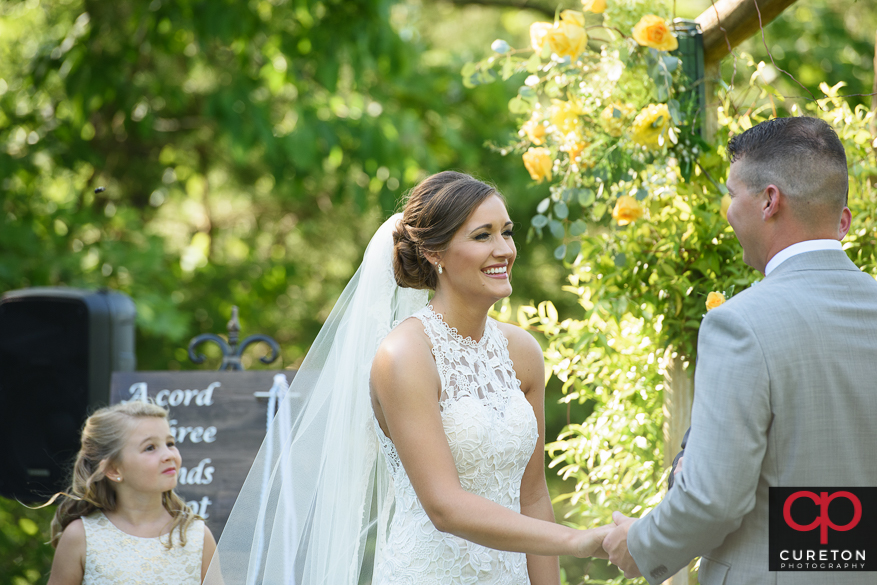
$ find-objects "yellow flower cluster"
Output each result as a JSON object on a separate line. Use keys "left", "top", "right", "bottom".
{"left": 530, "top": 22, "right": 553, "bottom": 53}
{"left": 522, "top": 99, "right": 595, "bottom": 168}
{"left": 599, "top": 103, "right": 634, "bottom": 137}
{"left": 611, "top": 195, "right": 643, "bottom": 226}
{"left": 511, "top": 9, "right": 688, "bottom": 235}
{"left": 632, "top": 15, "right": 678, "bottom": 52}
{"left": 521, "top": 113, "right": 546, "bottom": 145}
{"left": 523, "top": 147, "right": 553, "bottom": 182}
{"left": 631, "top": 103, "right": 671, "bottom": 149}
{"left": 530, "top": 11, "right": 588, "bottom": 59}
{"left": 581, "top": 0, "right": 606, "bottom": 14}
{"left": 549, "top": 99, "right": 581, "bottom": 135}
{"left": 705, "top": 292, "right": 726, "bottom": 311}
{"left": 561, "top": 136, "right": 590, "bottom": 166}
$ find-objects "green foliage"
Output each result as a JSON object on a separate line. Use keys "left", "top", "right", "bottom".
{"left": 728, "top": 0, "right": 877, "bottom": 111}
{"left": 470, "top": 2, "right": 877, "bottom": 583}
{"left": 534, "top": 91, "right": 876, "bottom": 583}
{"left": 0, "top": 0, "right": 537, "bottom": 373}
{"left": 0, "top": 500, "right": 54, "bottom": 583}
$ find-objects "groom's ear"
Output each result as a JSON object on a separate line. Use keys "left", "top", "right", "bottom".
{"left": 762, "top": 185, "right": 782, "bottom": 221}
{"left": 838, "top": 206, "right": 852, "bottom": 239}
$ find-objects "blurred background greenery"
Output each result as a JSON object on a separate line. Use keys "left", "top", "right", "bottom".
{"left": 1, "top": 0, "right": 873, "bottom": 582}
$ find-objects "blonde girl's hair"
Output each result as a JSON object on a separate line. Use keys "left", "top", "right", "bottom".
{"left": 46, "top": 401, "right": 198, "bottom": 549}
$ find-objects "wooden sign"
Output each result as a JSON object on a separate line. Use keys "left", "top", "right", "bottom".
{"left": 110, "top": 370, "right": 297, "bottom": 538}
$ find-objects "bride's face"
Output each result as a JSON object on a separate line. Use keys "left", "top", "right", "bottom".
{"left": 435, "top": 194, "right": 516, "bottom": 302}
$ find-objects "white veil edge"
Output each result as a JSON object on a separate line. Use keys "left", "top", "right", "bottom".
{"left": 203, "top": 214, "right": 428, "bottom": 585}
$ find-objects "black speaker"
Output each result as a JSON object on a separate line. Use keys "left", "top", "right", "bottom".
{"left": 0, "top": 287, "right": 136, "bottom": 501}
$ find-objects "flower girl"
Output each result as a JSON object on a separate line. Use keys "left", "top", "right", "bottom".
{"left": 46, "top": 401, "right": 216, "bottom": 584}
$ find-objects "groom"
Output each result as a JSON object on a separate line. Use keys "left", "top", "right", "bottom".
{"left": 604, "top": 116, "right": 877, "bottom": 584}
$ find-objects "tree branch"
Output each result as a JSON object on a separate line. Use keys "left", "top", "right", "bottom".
{"left": 440, "top": 0, "right": 558, "bottom": 19}
{"left": 695, "top": 0, "right": 799, "bottom": 66}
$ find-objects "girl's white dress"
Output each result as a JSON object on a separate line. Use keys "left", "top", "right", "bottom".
{"left": 81, "top": 510, "right": 204, "bottom": 585}
{"left": 372, "top": 306, "right": 538, "bottom": 585}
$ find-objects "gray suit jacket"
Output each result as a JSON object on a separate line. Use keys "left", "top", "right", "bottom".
{"left": 628, "top": 250, "right": 877, "bottom": 584}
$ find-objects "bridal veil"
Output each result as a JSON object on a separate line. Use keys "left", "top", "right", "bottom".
{"left": 204, "top": 214, "right": 428, "bottom": 585}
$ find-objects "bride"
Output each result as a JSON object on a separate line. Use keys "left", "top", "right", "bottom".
{"left": 205, "top": 171, "right": 609, "bottom": 585}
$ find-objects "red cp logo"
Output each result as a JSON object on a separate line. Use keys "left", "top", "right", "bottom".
{"left": 783, "top": 491, "right": 862, "bottom": 545}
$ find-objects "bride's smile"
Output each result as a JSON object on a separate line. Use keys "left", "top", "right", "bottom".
{"left": 431, "top": 194, "right": 517, "bottom": 306}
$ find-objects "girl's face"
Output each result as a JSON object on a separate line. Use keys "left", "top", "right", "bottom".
{"left": 435, "top": 194, "right": 517, "bottom": 303}
{"left": 110, "top": 417, "right": 181, "bottom": 494}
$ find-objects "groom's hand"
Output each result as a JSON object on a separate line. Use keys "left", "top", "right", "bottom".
{"left": 603, "top": 511, "right": 643, "bottom": 579}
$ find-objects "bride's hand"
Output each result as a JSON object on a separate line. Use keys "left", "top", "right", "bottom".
{"left": 573, "top": 524, "right": 614, "bottom": 559}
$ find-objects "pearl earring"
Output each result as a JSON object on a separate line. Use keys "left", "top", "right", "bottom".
{"left": 437, "top": 263, "right": 443, "bottom": 274}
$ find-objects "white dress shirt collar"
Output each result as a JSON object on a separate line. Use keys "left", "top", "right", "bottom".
{"left": 764, "top": 239, "right": 843, "bottom": 276}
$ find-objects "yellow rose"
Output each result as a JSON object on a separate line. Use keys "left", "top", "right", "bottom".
{"left": 559, "top": 10, "right": 585, "bottom": 26}
{"left": 581, "top": 0, "right": 607, "bottom": 13}
{"left": 523, "top": 147, "right": 553, "bottom": 182}
{"left": 611, "top": 195, "right": 643, "bottom": 226}
{"left": 706, "top": 291, "right": 726, "bottom": 311}
{"left": 720, "top": 194, "right": 732, "bottom": 220}
{"left": 549, "top": 99, "right": 581, "bottom": 135}
{"left": 599, "top": 102, "right": 633, "bottom": 137}
{"left": 530, "top": 22, "right": 553, "bottom": 53}
{"left": 521, "top": 114, "right": 546, "bottom": 145}
{"left": 545, "top": 20, "right": 588, "bottom": 59}
{"left": 631, "top": 103, "right": 671, "bottom": 149}
{"left": 632, "top": 15, "right": 678, "bottom": 52}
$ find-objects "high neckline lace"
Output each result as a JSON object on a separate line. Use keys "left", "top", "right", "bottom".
{"left": 425, "top": 304, "right": 489, "bottom": 348}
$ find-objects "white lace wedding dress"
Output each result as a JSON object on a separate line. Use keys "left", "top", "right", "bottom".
{"left": 372, "top": 305, "right": 539, "bottom": 585}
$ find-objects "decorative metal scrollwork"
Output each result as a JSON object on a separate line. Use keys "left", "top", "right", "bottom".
{"left": 187, "top": 306, "right": 280, "bottom": 370}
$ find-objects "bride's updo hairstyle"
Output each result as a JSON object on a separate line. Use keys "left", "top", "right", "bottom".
{"left": 393, "top": 171, "right": 504, "bottom": 290}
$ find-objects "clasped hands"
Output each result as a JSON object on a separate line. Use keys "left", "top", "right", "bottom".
{"left": 577, "top": 511, "right": 642, "bottom": 578}
{"left": 598, "top": 456, "right": 684, "bottom": 578}
{"left": 600, "top": 511, "right": 643, "bottom": 579}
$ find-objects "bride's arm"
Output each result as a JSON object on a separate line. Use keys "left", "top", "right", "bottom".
{"left": 371, "top": 320, "right": 610, "bottom": 559}
{"left": 502, "top": 323, "right": 562, "bottom": 585}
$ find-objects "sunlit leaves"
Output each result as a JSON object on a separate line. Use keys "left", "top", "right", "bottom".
{"left": 0, "top": 0, "right": 532, "bottom": 378}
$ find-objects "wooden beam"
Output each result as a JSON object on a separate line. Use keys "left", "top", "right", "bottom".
{"left": 662, "top": 348, "right": 694, "bottom": 585}
{"left": 695, "top": 0, "right": 799, "bottom": 66}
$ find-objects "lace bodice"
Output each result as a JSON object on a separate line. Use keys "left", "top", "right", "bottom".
{"left": 81, "top": 511, "right": 203, "bottom": 585}
{"left": 373, "top": 305, "right": 538, "bottom": 585}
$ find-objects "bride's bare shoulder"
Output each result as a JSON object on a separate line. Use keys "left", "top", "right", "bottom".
{"left": 372, "top": 316, "right": 434, "bottom": 377}
{"left": 496, "top": 320, "right": 542, "bottom": 359}
{"left": 495, "top": 321, "right": 544, "bottom": 393}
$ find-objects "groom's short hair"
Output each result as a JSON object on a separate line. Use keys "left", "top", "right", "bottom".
{"left": 727, "top": 117, "right": 848, "bottom": 221}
